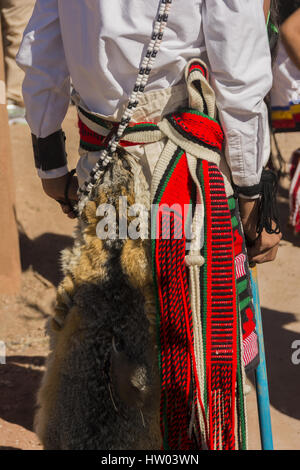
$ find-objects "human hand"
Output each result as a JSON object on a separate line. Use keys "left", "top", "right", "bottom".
{"left": 41, "top": 172, "right": 79, "bottom": 219}
{"left": 239, "top": 197, "right": 282, "bottom": 264}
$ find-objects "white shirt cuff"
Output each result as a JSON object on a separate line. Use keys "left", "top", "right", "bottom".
{"left": 37, "top": 165, "right": 69, "bottom": 179}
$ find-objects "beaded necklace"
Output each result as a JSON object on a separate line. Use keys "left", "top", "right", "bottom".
{"left": 78, "top": 0, "right": 173, "bottom": 212}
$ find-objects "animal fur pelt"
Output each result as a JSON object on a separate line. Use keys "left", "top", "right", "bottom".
{"left": 35, "top": 153, "right": 161, "bottom": 450}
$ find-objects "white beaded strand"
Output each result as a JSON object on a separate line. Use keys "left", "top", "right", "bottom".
{"left": 78, "top": 0, "right": 172, "bottom": 212}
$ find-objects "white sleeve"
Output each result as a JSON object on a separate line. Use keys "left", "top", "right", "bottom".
{"left": 16, "top": 0, "right": 70, "bottom": 140}
{"left": 202, "top": 0, "right": 273, "bottom": 188}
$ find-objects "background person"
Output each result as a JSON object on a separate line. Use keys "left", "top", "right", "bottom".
{"left": 0, "top": 0, "right": 35, "bottom": 124}
{"left": 270, "top": 1, "right": 300, "bottom": 234}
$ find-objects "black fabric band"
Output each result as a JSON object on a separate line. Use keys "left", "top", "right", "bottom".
{"left": 232, "top": 182, "right": 262, "bottom": 198}
{"left": 234, "top": 168, "right": 281, "bottom": 236}
{"left": 32, "top": 129, "right": 67, "bottom": 171}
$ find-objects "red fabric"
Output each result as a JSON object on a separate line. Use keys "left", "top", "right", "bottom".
{"left": 155, "top": 155, "right": 239, "bottom": 450}
{"left": 78, "top": 118, "right": 107, "bottom": 147}
{"left": 154, "top": 152, "right": 201, "bottom": 449}
{"left": 189, "top": 63, "right": 209, "bottom": 80}
{"left": 272, "top": 119, "right": 295, "bottom": 130}
{"left": 233, "top": 228, "right": 243, "bottom": 256}
{"left": 243, "top": 307, "right": 256, "bottom": 337}
{"left": 201, "top": 160, "right": 238, "bottom": 450}
{"left": 78, "top": 117, "right": 146, "bottom": 148}
{"left": 171, "top": 111, "right": 224, "bottom": 151}
{"left": 289, "top": 149, "right": 300, "bottom": 234}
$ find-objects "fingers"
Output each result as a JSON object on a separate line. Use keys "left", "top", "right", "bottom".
{"left": 248, "top": 230, "right": 282, "bottom": 264}
{"left": 59, "top": 202, "right": 77, "bottom": 219}
{"left": 249, "top": 244, "right": 279, "bottom": 264}
{"left": 42, "top": 172, "right": 79, "bottom": 218}
{"left": 61, "top": 175, "right": 79, "bottom": 218}
{"left": 68, "top": 176, "right": 79, "bottom": 201}
{"left": 42, "top": 173, "right": 79, "bottom": 202}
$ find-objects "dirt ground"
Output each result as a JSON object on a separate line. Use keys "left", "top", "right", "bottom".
{"left": 0, "top": 106, "right": 299, "bottom": 451}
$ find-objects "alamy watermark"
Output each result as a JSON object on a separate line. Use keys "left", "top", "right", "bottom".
{"left": 291, "top": 340, "right": 300, "bottom": 365}
{"left": 0, "top": 341, "right": 6, "bottom": 364}
{"left": 95, "top": 197, "right": 201, "bottom": 249}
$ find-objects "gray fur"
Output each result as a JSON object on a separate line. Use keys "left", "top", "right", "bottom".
{"left": 36, "top": 155, "right": 161, "bottom": 450}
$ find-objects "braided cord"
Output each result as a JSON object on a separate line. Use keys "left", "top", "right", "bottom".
{"left": 78, "top": 0, "right": 173, "bottom": 212}
{"left": 198, "top": 161, "right": 208, "bottom": 413}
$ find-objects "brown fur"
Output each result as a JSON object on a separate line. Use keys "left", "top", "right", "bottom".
{"left": 35, "top": 156, "right": 161, "bottom": 449}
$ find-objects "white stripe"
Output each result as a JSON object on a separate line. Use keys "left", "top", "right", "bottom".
{"left": 243, "top": 331, "right": 258, "bottom": 366}
{"left": 235, "top": 253, "right": 246, "bottom": 278}
{"left": 78, "top": 108, "right": 111, "bottom": 136}
{"left": 290, "top": 160, "right": 300, "bottom": 226}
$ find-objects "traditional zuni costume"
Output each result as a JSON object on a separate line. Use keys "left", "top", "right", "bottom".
{"left": 17, "top": 0, "right": 273, "bottom": 450}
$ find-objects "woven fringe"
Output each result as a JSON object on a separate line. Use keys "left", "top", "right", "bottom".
{"left": 157, "top": 216, "right": 195, "bottom": 449}
{"left": 210, "top": 364, "right": 236, "bottom": 450}
{"left": 152, "top": 152, "right": 199, "bottom": 449}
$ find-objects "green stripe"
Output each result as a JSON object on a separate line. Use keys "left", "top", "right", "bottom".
{"left": 231, "top": 216, "right": 238, "bottom": 228}
{"left": 270, "top": 22, "right": 279, "bottom": 34}
{"left": 124, "top": 122, "right": 159, "bottom": 134}
{"left": 237, "top": 279, "right": 248, "bottom": 295}
{"left": 78, "top": 106, "right": 112, "bottom": 129}
{"left": 239, "top": 296, "right": 251, "bottom": 312}
{"left": 233, "top": 201, "right": 247, "bottom": 449}
{"left": 178, "top": 107, "right": 220, "bottom": 125}
{"left": 153, "top": 150, "right": 184, "bottom": 210}
{"left": 228, "top": 196, "right": 236, "bottom": 211}
{"left": 80, "top": 140, "right": 106, "bottom": 152}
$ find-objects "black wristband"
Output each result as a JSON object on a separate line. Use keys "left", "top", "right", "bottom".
{"left": 232, "top": 181, "right": 261, "bottom": 198}
{"left": 233, "top": 169, "right": 281, "bottom": 236}
{"left": 32, "top": 129, "right": 67, "bottom": 171}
